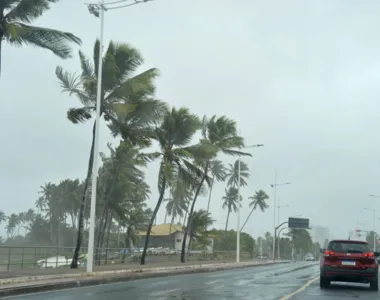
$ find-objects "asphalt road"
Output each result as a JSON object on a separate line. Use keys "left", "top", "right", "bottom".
{"left": 4, "top": 262, "right": 379, "bottom": 300}
{"left": 290, "top": 266, "right": 380, "bottom": 300}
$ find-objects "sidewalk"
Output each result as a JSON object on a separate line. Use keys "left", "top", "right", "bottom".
{"left": 0, "top": 256, "right": 254, "bottom": 279}
{"left": 0, "top": 260, "right": 289, "bottom": 297}
{"left": 0, "top": 259, "right": 220, "bottom": 279}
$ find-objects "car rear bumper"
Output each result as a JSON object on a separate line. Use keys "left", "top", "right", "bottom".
{"left": 321, "top": 265, "right": 378, "bottom": 283}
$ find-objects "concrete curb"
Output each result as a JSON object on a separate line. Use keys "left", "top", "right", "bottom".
{"left": 0, "top": 261, "right": 289, "bottom": 297}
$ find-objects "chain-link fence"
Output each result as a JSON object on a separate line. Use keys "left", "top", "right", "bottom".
{"left": 0, "top": 246, "right": 252, "bottom": 272}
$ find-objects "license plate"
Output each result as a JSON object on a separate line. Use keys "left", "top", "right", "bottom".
{"left": 341, "top": 260, "right": 356, "bottom": 266}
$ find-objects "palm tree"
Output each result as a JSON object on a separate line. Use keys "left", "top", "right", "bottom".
{"left": 166, "top": 178, "right": 192, "bottom": 238}
{"left": 36, "top": 182, "right": 65, "bottom": 245}
{"left": 95, "top": 141, "right": 150, "bottom": 262}
{"left": 225, "top": 160, "right": 250, "bottom": 187}
{"left": 181, "top": 115, "right": 248, "bottom": 262}
{"left": 6, "top": 213, "right": 18, "bottom": 238}
{"left": 0, "top": 0, "right": 81, "bottom": 73}
{"left": 187, "top": 209, "right": 214, "bottom": 251}
{"left": 206, "top": 159, "right": 227, "bottom": 214}
{"left": 140, "top": 107, "right": 213, "bottom": 265}
{"left": 56, "top": 40, "right": 165, "bottom": 268}
{"left": 240, "top": 190, "right": 269, "bottom": 232}
{"left": 0, "top": 211, "right": 6, "bottom": 225}
{"left": 222, "top": 187, "right": 242, "bottom": 231}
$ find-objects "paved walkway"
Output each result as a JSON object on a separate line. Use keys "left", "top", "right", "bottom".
{"left": 0, "top": 259, "right": 247, "bottom": 279}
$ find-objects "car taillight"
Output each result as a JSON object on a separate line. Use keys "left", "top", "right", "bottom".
{"left": 363, "top": 252, "right": 375, "bottom": 258}
{"left": 324, "top": 250, "right": 335, "bottom": 256}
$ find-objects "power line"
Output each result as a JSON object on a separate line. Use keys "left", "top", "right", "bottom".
{"left": 85, "top": 0, "right": 156, "bottom": 17}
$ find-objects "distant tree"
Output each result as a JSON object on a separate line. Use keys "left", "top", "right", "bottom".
{"left": 240, "top": 190, "right": 269, "bottom": 232}
{"left": 222, "top": 187, "right": 242, "bottom": 231}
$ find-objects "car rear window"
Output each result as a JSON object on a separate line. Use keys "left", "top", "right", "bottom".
{"left": 328, "top": 241, "right": 370, "bottom": 253}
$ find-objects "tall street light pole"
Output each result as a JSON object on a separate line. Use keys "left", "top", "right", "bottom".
{"left": 362, "top": 208, "right": 375, "bottom": 252}
{"left": 86, "top": 0, "right": 105, "bottom": 274}
{"left": 270, "top": 177, "right": 291, "bottom": 260}
{"left": 85, "top": 0, "right": 156, "bottom": 274}
{"left": 236, "top": 143, "right": 264, "bottom": 263}
{"left": 277, "top": 203, "right": 290, "bottom": 229}
{"left": 277, "top": 204, "right": 289, "bottom": 259}
{"left": 367, "top": 194, "right": 380, "bottom": 252}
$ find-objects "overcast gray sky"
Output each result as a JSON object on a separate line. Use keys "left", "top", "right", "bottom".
{"left": 2, "top": 0, "right": 380, "bottom": 239}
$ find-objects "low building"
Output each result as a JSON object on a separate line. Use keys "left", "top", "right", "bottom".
{"left": 136, "top": 223, "right": 190, "bottom": 251}
{"left": 136, "top": 223, "right": 214, "bottom": 252}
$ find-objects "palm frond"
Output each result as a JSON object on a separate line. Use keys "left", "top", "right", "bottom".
{"left": 6, "top": 23, "right": 81, "bottom": 58}
{"left": 78, "top": 50, "right": 94, "bottom": 78}
{"left": 105, "top": 68, "right": 159, "bottom": 102}
{"left": 67, "top": 107, "right": 94, "bottom": 124}
{"left": 222, "top": 149, "right": 252, "bottom": 156}
{"left": 55, "top": 66, "right": 93, "bottom": 105}
{"left": 5, "top": 0, "right": 58, "bottom": 23}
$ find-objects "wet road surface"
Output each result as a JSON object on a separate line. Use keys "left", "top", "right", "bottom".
{"left": 290, "top": 268, "right": 380, "bottom": 300}
{"left": 3, "top": 262, "right": 318, "bottom": 300}
{"left": 7, "top": 262, "right": 380, "bottom": 299}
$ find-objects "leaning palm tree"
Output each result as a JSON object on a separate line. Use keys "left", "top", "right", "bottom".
{"left": 56, "top": 40, "right": 166, "bottom": 268}
{"left": 222, "top": 187, "right": 242, "bottom": 231}
{"left": 140, "top": 107, "right": 216, "bottom": 265}
{"left": 0, "top": 0, "right": 81, "bottom": 73}
{"left": 181, "top": 115, "right": 249, "bottom": 262}
{"left": 240, "top": 189, "right": 269, "bottom": 232}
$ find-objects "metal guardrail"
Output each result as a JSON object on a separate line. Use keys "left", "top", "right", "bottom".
{"left": 0, "top": 246, "right": 252, "bottom": 272}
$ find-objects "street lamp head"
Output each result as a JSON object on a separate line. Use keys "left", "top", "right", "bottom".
{"left": 369, "top": 194, "right": 380, "bottom": 198}
{"left": 87, "top": 4, "right": 100, "bottom": 17}
{"left": 245, "top": 144, "right": 264, "bottom": 148}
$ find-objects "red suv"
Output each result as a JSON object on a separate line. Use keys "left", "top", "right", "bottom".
{"left": 320, "top": 239, "right": 380, "bottom": 290}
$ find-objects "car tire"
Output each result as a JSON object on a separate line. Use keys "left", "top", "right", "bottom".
{"left": 320, "top": 276, "right": 330, "bottom": 289}
{"left": 370, "top": 276, "right": 378, "bottom": 291}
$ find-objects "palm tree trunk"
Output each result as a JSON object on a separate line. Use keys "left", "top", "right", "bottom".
{"left": 164, "top": 210, "right": 168, "bottom": 224}
{"left": 181, "top": 162, "right": 209, "bottom": 263}
{"left": 169, "top": 215, "right": 175, "bottom": 248}
{"left": 95, "top": 206, "right": 108, "bottom": 265}
{"left": 104, "top": 215, "right": 112, "bottom": 264}
{"left": 140, "top": 176, "right": 167, "bottom": 265}
{"left": 183, "top": 210, "right": 188, "bottom": 227}
{"left": 206, "top": 175, "right": 215, "bottom": 214}
{"left": 71, "top": 121, "right": 96, "bottom": 269}
{"left": 225, "top": 210, "right": 230, "bottom": 232}
{"left": 99, "top": 210, "right": 109, "bottom": 249}
{"left": 240, "top": 207, "right": 255, "bottom": 233}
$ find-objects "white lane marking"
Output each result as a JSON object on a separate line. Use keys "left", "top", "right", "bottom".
{"left": 279, "top": 276, "right": 319, "bottom": 300}
{"left": 148, "top": 288, "right": 179, "bottom": 296}
{"left": 205, "top": 280, "right": 220, "bottom": 285}
{"left": 234, "top": 279, "right": 255, "bottom": 286}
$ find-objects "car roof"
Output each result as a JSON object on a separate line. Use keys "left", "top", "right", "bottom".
{"left": 330, "top": 239, "right": 368, "bottom": 244}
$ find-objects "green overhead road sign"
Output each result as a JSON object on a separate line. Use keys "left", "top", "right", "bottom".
{"left": 288, "top": 217, "right": 310, "bottom": 229}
